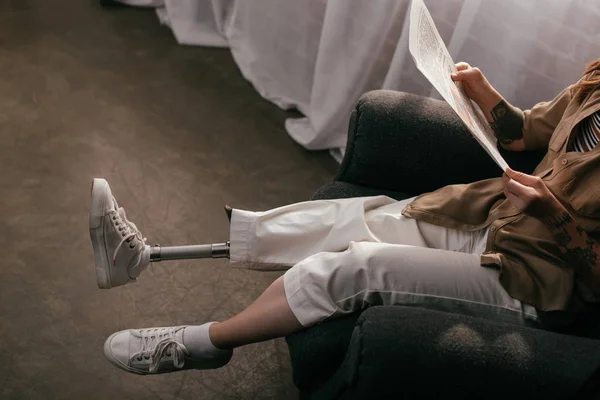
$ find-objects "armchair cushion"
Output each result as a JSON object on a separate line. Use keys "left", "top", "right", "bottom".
{"left": 300, "top": 306, "right": 600, "bottom": 400}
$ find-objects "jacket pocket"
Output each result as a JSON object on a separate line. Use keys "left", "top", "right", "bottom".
{"left": 561, "top": 170, "right": 600, "bottom": 218}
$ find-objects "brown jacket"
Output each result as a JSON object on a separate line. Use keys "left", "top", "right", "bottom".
{"left": 401, "top": 82, "right": 600, "bottom": 312}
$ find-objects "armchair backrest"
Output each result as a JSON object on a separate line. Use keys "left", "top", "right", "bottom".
{"left": 337, "top": 90, "right": 546, "bottom": 196}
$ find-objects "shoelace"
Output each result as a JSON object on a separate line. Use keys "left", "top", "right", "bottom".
{"left": 136, "top": 327, "right": 188, "bottom": 373}
{"left": 110, "top": 206, "right": 147, "bottom": 267}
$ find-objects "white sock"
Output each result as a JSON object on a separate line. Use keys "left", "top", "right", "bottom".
{"left": 182, "top": 322, "right": 229, "bottom": 359}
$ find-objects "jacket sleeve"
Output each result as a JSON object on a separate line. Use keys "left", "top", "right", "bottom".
{"left": 521, "top": 84, "right": 576, "bottom": 151}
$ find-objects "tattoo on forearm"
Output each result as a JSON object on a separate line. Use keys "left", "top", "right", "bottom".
{"left": 568, "top": 237, "right": 598, "bottom": 272}
{"left": 542, "top": 211, "right": 573, "bottom": 231}
{"left": 542, "top": 211, "right": 574, "bottom": 247}
{"left": 490, "top": 100, "right": 524, "bottom": 144}
{"left": 541, "top": 210, "right": 599, "bottom": 274}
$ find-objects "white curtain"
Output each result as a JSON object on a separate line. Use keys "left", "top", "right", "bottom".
{"left": 118, "top": 0, "right": 600, "bottom": 161}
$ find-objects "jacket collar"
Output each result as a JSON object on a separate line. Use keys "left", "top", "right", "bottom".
{"left": 579, "top": 84, "right": 600, "bottom": 117}
{"left": 557, "top": 86, "right": 600, "bottom": 154}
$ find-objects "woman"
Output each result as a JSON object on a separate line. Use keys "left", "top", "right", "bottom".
{"left": 89, "top": 60, "right": 600, "bottom": 375}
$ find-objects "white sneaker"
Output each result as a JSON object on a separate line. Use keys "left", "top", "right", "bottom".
{"left": 104, "top": 325, "right": 233, "bottom": 375}
{"left": 89, "top": 178, "right": 150, "bottom": 289}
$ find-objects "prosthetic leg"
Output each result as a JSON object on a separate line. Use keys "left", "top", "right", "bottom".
{"left": 149, "top": 242, "right": 230, "bottom": 262}
{"left": 149, "top": 205, "right": 232, "bottom": 262}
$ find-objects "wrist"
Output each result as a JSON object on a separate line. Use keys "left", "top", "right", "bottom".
{"left": 539, "top": 206, "right": 572, "bottom": 228}
{"left": 478, "top": 90, "right": 503, "bottom": 121}
{"left": 546, "top": 202, "right": 569, "bottom": 219}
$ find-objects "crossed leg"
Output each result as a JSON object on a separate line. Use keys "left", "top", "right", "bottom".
{"left": 90, "top": 179, "right": 538, "bottom": 375}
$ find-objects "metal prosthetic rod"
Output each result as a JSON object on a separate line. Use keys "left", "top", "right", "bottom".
{"left": 149, "top": 241, "right": 230, "bottom": 262}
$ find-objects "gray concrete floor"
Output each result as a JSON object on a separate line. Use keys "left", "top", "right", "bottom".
{"left": 0, "top": 1, "right": 338, "bottom": 398}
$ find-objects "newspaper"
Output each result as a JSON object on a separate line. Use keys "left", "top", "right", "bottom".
{"left": 408, "top": 0, "right": 509, "bottom": 171}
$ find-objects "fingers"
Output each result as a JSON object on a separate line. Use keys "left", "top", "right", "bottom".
{"left": 505, "top": 178, "right": 529, "bottom": 198}
{"left": 503, "top": 174, "right": 528, "bottom": 212}
{"left": 503, "top": 172, "right": 533, "bottom": 194}
{"left": 455, "top": 62, "right": 471, "bottom": 71}
{"left": 503, "top": 171, "right": 542, "bottom": 214}
{"left": 503, "top": 187, "right": 526, "bottom": 211}
{"left": 503, "top": 170, "right": 562, "bottom": 218}
{"left": 505, "top": 167, "right": 517, "bottom": 180}
{"left": 505, "top": 167, "right": 543, "bottom": 187}
{"left": 451, "top": 66, "right": 482, "bottom": 82}
{"left": 452, "top": 62, "right": 469, "bottom": 81}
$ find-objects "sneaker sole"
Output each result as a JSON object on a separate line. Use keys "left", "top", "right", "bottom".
{"left": 89, "top": 178, "right": 112, "bottom": 289}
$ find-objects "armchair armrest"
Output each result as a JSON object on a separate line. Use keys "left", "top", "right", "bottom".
{"left": 308, "top": 306, "right": 600, "bottom": 400}
{"left": 337, "top": 90, "right": 545, "bottom": 196}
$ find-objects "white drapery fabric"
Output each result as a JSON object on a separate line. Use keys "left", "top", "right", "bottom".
{"left": 118, "top": 0, "right": 600, "bottom": 161}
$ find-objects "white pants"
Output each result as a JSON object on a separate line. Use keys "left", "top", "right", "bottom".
{"left": 229, "top": 196, "right": 538, "bottom": 328}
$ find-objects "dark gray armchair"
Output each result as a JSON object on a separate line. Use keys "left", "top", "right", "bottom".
{"left": 286, "top": 90, "right": 600, "bottom": 399}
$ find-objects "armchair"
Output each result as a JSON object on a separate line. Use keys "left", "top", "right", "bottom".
{"left": 286, "top": 90, "right": 600, "bottom": 399}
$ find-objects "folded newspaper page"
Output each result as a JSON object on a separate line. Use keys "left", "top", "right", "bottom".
{"left": 408, "top": 0, "right": 509, "bottom": 171}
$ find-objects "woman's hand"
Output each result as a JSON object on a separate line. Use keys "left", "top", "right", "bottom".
{"left": 451, "top": 62, "right": 502, "bottom": 119}
{"left": 502, "top": 167, "right": 566, "bottom": 219}
{"left": 452, "top": 63, "right": 526, "bottom": 152}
